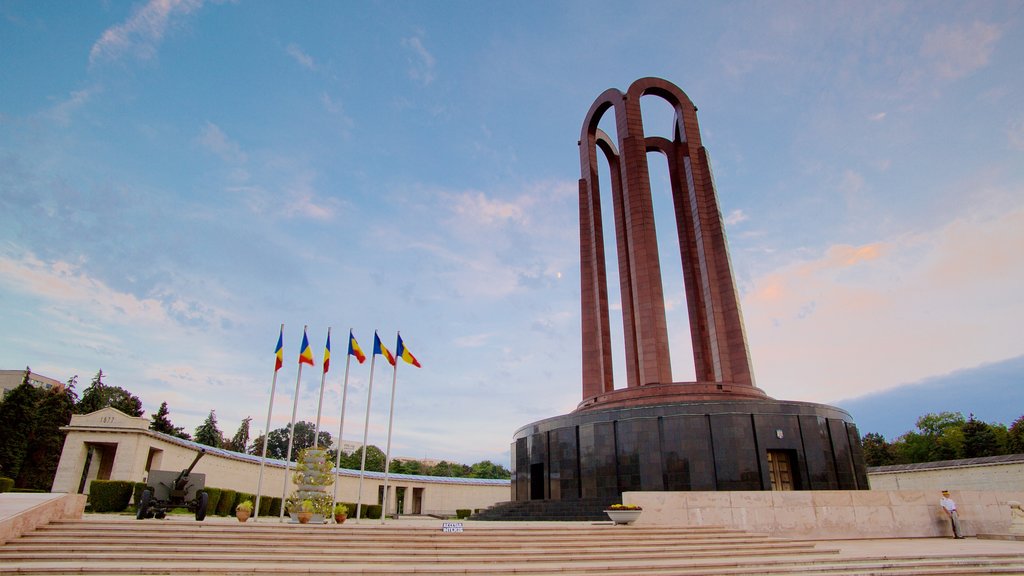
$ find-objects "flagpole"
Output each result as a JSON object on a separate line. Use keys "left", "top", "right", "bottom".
{"left": 280, "top": 325, "right": 308, "bottom": 521}
{"left": 380, "top": 344, "right": 399, "bottom": 524}
{"left": 254, "top": 323, "right": 283, "bottom": 521}
{"left": 355, "top": 347, "right": 378, "bottom": 521}
{"left": 314, "top": 327, "right": 331, "bottom": 447}
{"left": 331, "top": 337, "right": 354, "bottom": 520}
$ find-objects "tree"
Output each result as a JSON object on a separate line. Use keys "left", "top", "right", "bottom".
{"left": 149, "top": 402, "right": 191, "bottom": 440}
{"left": 469, "top": 460, "right": 512, "bottom": 479}
{"left": 194, "top": 410, "right": 223, "bottom": 448}
{"left": 75, "top": 370, "right": 144, "bottom": 417}
{"left": 961, "top": 414, "right": 1002, "bottom": 458}
{"left": 861, "top": 432, "right": 895, "bottom": 467}
{"left": 17, "top": 383, "right": 76, "bottom": 490}
{"left": 225, "top": 417, "right": 252, "bottom": 453}
{"left": 0, "top": 372, "right": 43, "bottom": 481}
{"left": 1008, "top": 415, "right": 1024, "bottom": 454}
{"left": 248, "top": 421, "right": 331, "bottom": 461}
{"left": 350, "top": 445, "right": 386, "bottom": 472}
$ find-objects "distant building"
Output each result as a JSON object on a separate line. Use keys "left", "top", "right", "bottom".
{"left": 0, "top": 369, "right": 64, "bottom": 396}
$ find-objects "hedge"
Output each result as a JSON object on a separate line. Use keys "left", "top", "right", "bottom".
{"left": 215, "top": 489, "right": 236, "bottom": 516}
{"left": 203, "top": 487, "right": 223, "bottom": 515}
{"left": 268, "top": 497, "right": 282, "bottom": 517}
{"left": 257, "top": 495, "right": 272, "bottom": 516}
{"left": 88, "top": 480, "right": 135, "bottom": 513}
{"left": 0, "top": 477, "right": 14, "bottom": 493}
{"left": 456, "top": 509, "right": 472, "bottom": 519}
{"left": 132, "top": 482, "right": 148, "bottom": 506}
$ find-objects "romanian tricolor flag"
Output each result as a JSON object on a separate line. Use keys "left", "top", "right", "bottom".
{"left": 396, "top": 334, "right": 421, "bottom": 368}
{"left": 373, "top": 331, "right": 396, "bottom": 366}
{"left": 323, "top": 331, "right": 331, "bottom": 374}
{"left": 274, "top": 327, "right": 284, "bottom": 372}
{"left": 299, "top": 329, "right": 315, "bottom": 366}
{"left": 348, "top": 331, "right": 366, "bottom": 364}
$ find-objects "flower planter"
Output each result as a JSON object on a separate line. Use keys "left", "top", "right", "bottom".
{"left": 296, "top": 511, "right": 313, "bottom": 524}
{"left": 604, "top": 509, "right": 642, "bottom": 525}
{"left": 236, "top": 509, "right": 251, "bottom": 522}
{"left": 334, "top": 513, "right": 347, "bottom": 524}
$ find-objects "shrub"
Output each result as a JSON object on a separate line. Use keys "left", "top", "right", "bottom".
{"left": 258, "top": 495, "right": 272, "bottom": 516}
{"left": 88, "top": 480, "right": 134, "bottom": 513}
{"left": 203, "top": 487, "right": 223, "bottom": 514}
{"left": 132, "top": 482, "right": 148, "bottom": 506}
{"left": 362, "top": 504, "right": 383, "bottom": 519}
{"left": 233, "top": 492, "right": 254, "bottom": 515}
{"left": 268, "top": 497, "right": 282, "bottom": 517}
{"left": 216, "top": 489, "right": 236, "bottom": 516}
{"left": 456, "top": 509, "right": 471, "bottom": 519}
{"left": 11, "top": 488, "right": 46, "bottom": 493}
{"left": 0, "top": 477, "right": 14, "bottom": 493}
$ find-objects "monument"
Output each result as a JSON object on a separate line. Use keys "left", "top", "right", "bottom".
{"left": 511, "top": 78, "right": 868, "bottom": 502}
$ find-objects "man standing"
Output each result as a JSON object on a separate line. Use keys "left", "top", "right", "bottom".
{"left": 939, "top": 490, "right": 965, "bottom": 539}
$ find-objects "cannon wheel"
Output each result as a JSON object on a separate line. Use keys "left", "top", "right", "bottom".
{"left": 194, "top": 491, "right": 209, "bottom": 521}
{"left": 135, "top": 489, "right": 152, "bottom": 520}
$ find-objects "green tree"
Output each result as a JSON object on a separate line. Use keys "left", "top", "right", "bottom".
{"left": 248, "top": 421, "right": 331, "bottom": 461}
{"left": 194, "top": 410, "right": 223, "bottom": 447}
{"left": 469, "top": 460, "right": 512, "bottom": 479}
{"left": 225, "top": 416, "right": 252, "bottom": 453}
{"left": 75, "top": 370, "right": 144, "bottom": 417}
{"left": 149, "top": 402, "right": 191, "bottom": 440}
{"left": 0, "top": 371, "right": 43, "bottom": 481}
{"left": 350, "top": 445, "right": 386, "bottom": 472}
{"left": 1008, "top": 415, "right": 1024, "bottom": 454}
{"left": 961, "top": 414, "right": 1002, "bottom": 458}
{"left": 17, "top": 383, "right": 77, "bottom": 490}
{"left": 892, "top": 411, "right": 967, "bottom": 463}
{"left": 861, "top": 432, "right": 895, "bottom": 467}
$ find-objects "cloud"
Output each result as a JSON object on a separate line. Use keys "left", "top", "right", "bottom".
{"left": 402, "top": 34, "right": 436, "bottom": 86}
{"left": 46, "top": 86, "right": 100, "bottom": 126}
{"left": 197, "top": 121, "right": 247, "bottom": 164}
{"left": 920, "top": 21, "right": 1002, "bottom": 80}
{"left": 89, "top": 0, "right": 205, "bottom": 66}
{"left": 868, "top": 112, "right": 887, "bottom": 122}
{"left": 448, "top": 191, "right": 530, "bottom": 226}
{"left": 725, "top": 209, "right": 749, "bottom": 226}
{"left": 743, "top": 206, "right": 1024, "bottom": 403}
{"left": 286, "top": 43, "right": 316, "bottom": 70}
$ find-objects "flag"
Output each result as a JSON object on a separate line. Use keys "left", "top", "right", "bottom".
{"left": 299, "top": 329, "right": 315, "bottom": 366}
{"left": 396, "top": 334, "right": 421, "bottom": 368}
{"left": 323, "top": 332, "right": 331, "bottom": 374}
{"left": 274, "top": 328, "right": 284, "bottom": 372}
{"left": 348, "top": 331, "right": 366, "bottom": 364}
{"left": 373, "top": 331, "right": 396, "bottom": 366}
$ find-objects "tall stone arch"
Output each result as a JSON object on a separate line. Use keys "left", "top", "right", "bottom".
{"left": 578, "top": 77, "right": 765, "bottom": 410}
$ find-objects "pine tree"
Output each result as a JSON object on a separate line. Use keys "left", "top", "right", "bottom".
{"left": 225, "top": 417, "right": 252, "bottom": 453}
{"left": 17, "top": 384, "right": 76, "bottom": 490}
{"left": 0, "top": 369, "right": 43, "bottom": 481}
{"left": 75, "top": 370, "right": 144, "bottom": 417}
{"left": 149, "top": 402, "right": 191, "bottom": 439}
{"left": 194, "top": 410, "right": 223, "bottom": 447}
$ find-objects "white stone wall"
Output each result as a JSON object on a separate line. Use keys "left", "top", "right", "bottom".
{"left": 868, "top": 461, "right": 1024, "bottom": 491}
{"left": 53, "top": 408, "right": 511, "bottom": 516}
{"left": 626, "top": 490, "right": 1024, "bottom": 538}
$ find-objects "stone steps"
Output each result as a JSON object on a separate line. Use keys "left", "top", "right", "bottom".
{"left": 1, "top": 518, "right": 1023, "bottom": 575}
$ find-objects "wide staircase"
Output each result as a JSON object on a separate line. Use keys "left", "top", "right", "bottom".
{"left": 2, "top": 517, "right": 1024, "bottom": 575}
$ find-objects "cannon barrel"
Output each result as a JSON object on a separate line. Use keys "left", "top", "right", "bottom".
{"left": 173, "top": 448, "right": 206, "bottom": 489}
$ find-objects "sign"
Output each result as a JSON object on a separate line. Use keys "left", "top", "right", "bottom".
{"left": 441, "top": 521, "right": 464, "bottom": 533}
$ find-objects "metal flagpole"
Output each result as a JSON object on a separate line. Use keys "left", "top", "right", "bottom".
{"left": 254, "top": 323, "right": 283, "bottom": 521}
{"left": 313, "top": 327, "right": 331, "bottom": 446}
{"left": 280, "top": 325, "right": 309, "bottom": 521}
{"left": 330, "top": 332, "right": 354, "bottom": 520}
{"left": 355, "top": 338, "right": 379, "bottom": 521}
{"left": 380, "top": 344, "right": 399, "bottom": 524}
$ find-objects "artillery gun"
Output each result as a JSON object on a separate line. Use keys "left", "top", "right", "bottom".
{"left": 136, "top": 449, "right": 209, "bottom": 521}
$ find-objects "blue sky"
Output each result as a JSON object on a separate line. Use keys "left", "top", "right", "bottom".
{"left": 2, "top": 1, "right": 1022, "bottom": 463}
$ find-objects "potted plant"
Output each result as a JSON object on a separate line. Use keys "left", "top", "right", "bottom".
{"left": 295, "top": 499, "right": 314, "bottom": 524}
{"left": 333, "top": 503, "right": 349, "bottom": 524}
{"left": 235, "top": 500, "right": 253, "bottom": 522}
{"left": 604, "top": 503, "right": 642, "bottom": 525}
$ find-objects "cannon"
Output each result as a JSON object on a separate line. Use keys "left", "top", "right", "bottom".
{"left": 136, "top": 449, "right": 209, "bottom": 521}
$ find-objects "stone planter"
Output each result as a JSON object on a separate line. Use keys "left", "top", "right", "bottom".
{"left": 296, "top": 511, "right": 313, "bottom": 524}
{"left": 604, "top": 509, "right": 642, "bottom": 525}
{"left": 236, "top": 509, "right": 251, "bottom": 522}
{"left": 334, "top": 513, "right": 347, "bottom": 524}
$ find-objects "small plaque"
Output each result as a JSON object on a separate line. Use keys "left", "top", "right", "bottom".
{"left": 442, "top": 521, "right": 464, "bottom": 533}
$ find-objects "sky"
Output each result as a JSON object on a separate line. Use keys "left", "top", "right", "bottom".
{"left": 2, "top": 1, "right": 1022, "bottom": 465}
